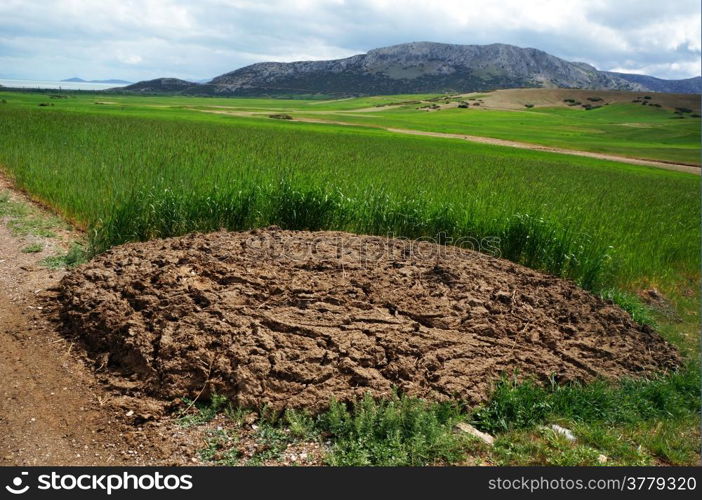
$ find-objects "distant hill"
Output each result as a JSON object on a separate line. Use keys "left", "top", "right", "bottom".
{"left": 62, "top": 77, "right": 132, "bottom": 84}
{"left": 604, "top": 72, "right": 701, "bottom": 94}
{"left": 115, "top": 42, "right": 702, "bottom": 97}
{"left": 118, "top": 78, "right": 200, "bottom": 93}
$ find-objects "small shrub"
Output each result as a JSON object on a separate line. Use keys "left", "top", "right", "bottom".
{"left": 21, "top": 243, "right": 44, "bottom": 253}
{"left": 0, "top": 99, "right": 6, "bottom": 104}
{"left": 643, "top": 95, "right": 651, "bottom": 100}
{"left": 457, "top": 102, "right": 469, "bottom": 109}
{"left": 41, "top": 243, "right": 86, "bottom": 269}
{"left": 178, "top": 393, "right": 230, "bottom": 427}
{"left": 320, "top": 393, "right": 469, "bottom": 466}
{"left": 269, "top": 114, "right": 292, "bottom": 120}
{"left": 524, "top": 103, "right": 534, "bottom": 108}
{"left": 586, "top": 97, "right": 603, "bottom": 102}
{"left": 675, "top": 107, "right": 692, "bottom": 114}
{"left": 599, "top": 288, "right": 656, "bottom": 326}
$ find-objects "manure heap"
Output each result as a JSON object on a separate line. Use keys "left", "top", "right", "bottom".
{"left": 58, "top": 229, "right": 680, "bottom": 412}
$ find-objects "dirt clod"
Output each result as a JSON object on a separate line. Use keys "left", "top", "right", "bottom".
{"left": 58, "top": 229, "right": 680, "bottom": 413}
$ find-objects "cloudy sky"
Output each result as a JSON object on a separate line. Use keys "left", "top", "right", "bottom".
{"left": 0, "top": 0, "right": 699, "bottom": 82}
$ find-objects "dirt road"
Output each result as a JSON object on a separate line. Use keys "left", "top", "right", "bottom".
{"left": 384, "top": 128, "right": 701, "bottom": 175}
{"left": 0, "top": 219, "right": 131, "bottom": 464}
{"left": 195, "top": 109, "right": 700, "bottom": 175}
{"left": 0, "top": 177, "right": 193, "bottom": 465}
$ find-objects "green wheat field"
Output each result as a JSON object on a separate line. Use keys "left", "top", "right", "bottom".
{"left": 0, "top": 88, "right": 699, "bottom": 465}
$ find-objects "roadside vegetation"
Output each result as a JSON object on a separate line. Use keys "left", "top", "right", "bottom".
{"left": 0, "top": 189, "right": 63, "bottom": 238}
{"left": 0, "top": 188, "right": 84, "bottom": 268}
{"left": 0, "top": 89, "right": 698, "bottom": 465}
{"left": 174, "top": 363, "right": 700, "bottom": 466}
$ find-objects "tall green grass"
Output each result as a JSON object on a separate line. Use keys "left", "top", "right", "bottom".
{"left": 94, "top": 180, "right": 612, "bottom": 288}
{"left": 0, "top": 105, "right": 698, "bottom": 291}
{"left": 472, "top": 362, "right": 701, "bottom": 434}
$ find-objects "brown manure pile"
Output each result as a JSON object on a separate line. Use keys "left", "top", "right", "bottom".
{"left": 58, "top": 228, "right": 680, "bottom": 412}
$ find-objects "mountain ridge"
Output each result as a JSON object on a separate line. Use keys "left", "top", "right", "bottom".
{"left": 116, "top": 42, "right": 701, "bottom": 96}
{"left": 603, "top": 72, "right": 701, "bottom": 95}
{"left": 63, "top": 77, "right": 132, "bottom": 84}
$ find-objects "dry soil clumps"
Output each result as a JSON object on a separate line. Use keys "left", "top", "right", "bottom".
{"left": 58, "top": 229, "right": 680, "bottom": 412}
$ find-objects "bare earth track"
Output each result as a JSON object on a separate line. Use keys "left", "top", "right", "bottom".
{"left": 195, "top": 109, "right": 700, "bottom": 175}
{"left": 58, "top": 229, "right": 680, "bottom": 413}
{"left": 384, "top": 128, "right": 701, "bottom": 174}
{"left": 0, "top": 177, "right": 199, "bottom": 465}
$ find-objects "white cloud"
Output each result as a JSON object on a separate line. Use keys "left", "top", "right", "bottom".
{"left": 609, "top": 61, "right": 702, "bottom": 79}
{"left": 0, "top": 0, "right": 699, "bottom": 81}
{"left": 117, "top": 53, "right": 143, "bottom": 65}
